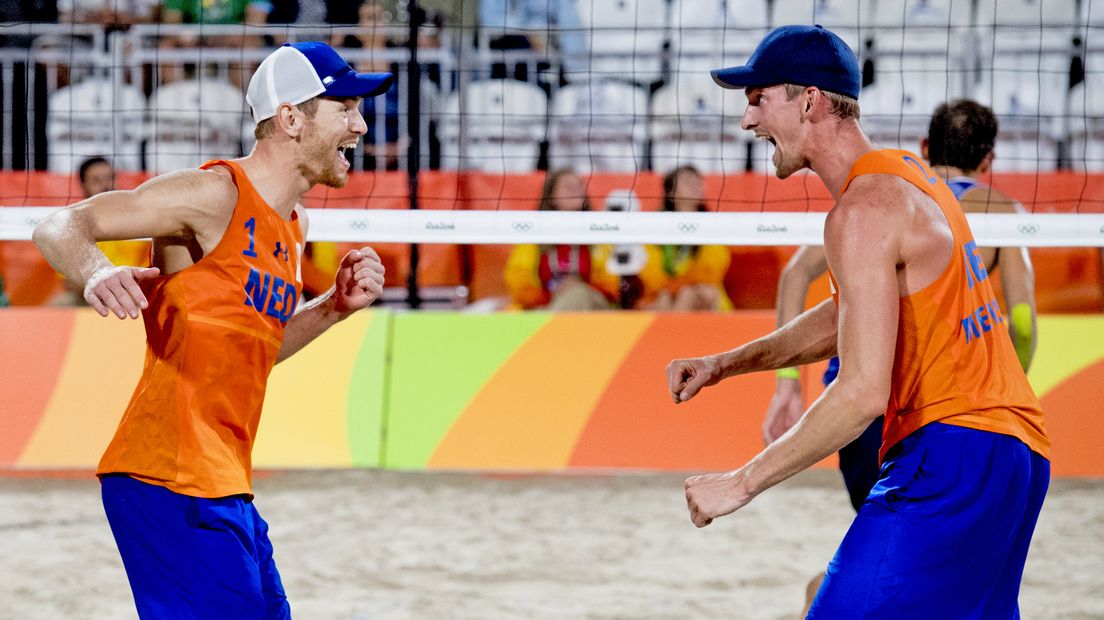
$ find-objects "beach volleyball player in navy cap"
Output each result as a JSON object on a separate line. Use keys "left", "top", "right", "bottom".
{"left": 665, "top": 25, "right": 1050, "bottom": 617}
{"left": 35, "top": 42, "right": 395, "bottom": 618}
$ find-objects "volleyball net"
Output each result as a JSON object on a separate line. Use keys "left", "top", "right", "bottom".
{"left": 0, "top": 0, "right": 1102, "bottom": 254}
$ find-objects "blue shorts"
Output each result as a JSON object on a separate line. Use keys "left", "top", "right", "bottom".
{"left": 101, "top": 475, "right": 291, "bottom": 620}
{"left": 824, "top": 356, "right": 884, "bottom": 512}
{"left": 808, "top": 423, "right": 1050, "bottom": 619}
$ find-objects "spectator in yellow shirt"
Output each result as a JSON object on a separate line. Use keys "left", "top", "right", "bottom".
{"left": 504, "top": 169, "right": 619, "bottom": 310}
{"left": 639, "top": 166, "right": 733, "bottom": 311}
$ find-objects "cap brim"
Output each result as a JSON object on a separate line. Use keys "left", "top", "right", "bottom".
{"left": 324, "top": 71, "right": 394, "bottom": 98}
{"left": 711, "top": 66, "right": 775, "bottom": 90}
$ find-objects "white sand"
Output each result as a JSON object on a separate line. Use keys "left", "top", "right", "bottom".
{"left": 1, "top": 470, "right": 1101, "bottom": 619}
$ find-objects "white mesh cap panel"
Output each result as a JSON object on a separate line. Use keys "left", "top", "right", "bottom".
{"left": 245, "top": 46, "right": 326, "bottom": 123}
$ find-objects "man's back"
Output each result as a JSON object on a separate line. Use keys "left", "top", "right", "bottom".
{"left": 828, "top": 149, "right": 1047, "bottom": 459}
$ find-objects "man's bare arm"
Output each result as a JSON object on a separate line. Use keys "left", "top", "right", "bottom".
{"left": 276, "top": 208, "right": 386, "bottom": 363}
{"left": 998, "top": 245, "right": 1037, "bottom": 371}
{"left": 684, "top": 181, "right": 903, "bottom": 526}
{"left": 33, "top": 169, "right": 235, "bottom": 317}
{"left": 961, "top": 186, "right": 1036, "bottom": 372}
{"left": 666, "top": 297, "right": 838, "bottom": 403}
{"left": 776, "top": 245, "right": 829, "bottom": 328}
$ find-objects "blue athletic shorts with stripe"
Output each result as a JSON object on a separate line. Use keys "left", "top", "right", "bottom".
{"left": 824, "top": 356, "right": 884, "bottom": 512}
{"left": 101, "top": 475, "right": 291, "bottom": 620}
{"left": 807, "top": 422, "right": 1050, "bottom": 619}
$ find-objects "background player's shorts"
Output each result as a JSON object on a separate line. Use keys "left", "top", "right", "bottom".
{"left": 807, "top": 423, "right": 1050, "bottom": 619}
{"left": 101, "top": 475, "right": 291, "bottom": 620}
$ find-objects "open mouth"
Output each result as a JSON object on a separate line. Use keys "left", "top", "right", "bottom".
{"left": 336, "top": 141, "right": 358, "bottom": 169}
{"left": 756, "top": 134, "right": 776, "bottom": 147}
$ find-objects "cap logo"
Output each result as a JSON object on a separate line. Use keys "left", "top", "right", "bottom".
{"left": 322, "top": 76, "right": 335, "bottom": 86}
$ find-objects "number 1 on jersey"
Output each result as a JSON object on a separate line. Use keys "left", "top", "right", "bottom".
{"left": 243, "top": 217, "right": 258, "bottom": 258}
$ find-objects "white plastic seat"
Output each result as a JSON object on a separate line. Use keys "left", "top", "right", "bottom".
{"left": 649, "top": 74, "right": 750, "bottom": 173}
{"left": 46, "top": 78, "right": 146, "bottom": 173}
{"left": 576, "top": 0, "right": 669, "bottom": 84}
{"left": 861, "top": 44, "right": 968, "bottom": 150}
{"left": 146, "top": 79, "right": 247, "bottom": 173}
{"left": 668, "top": 0, "right": 768, "bottom": 77}
{"left": 975, "top": 0, "right": 1077, "bottom": 27}
{"left": 549, "top": 80, "right": 649, "bottom": 173}
{"left": 972, "top": 30, "right": 1071, "bottom": 172}
{"left": 769, "top": 0, "right": 865, "bottom": 52}
{"left": 440, "top": 80, "right": 548, "bottom": 173}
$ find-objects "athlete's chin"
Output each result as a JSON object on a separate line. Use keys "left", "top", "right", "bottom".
{"left": 314, "top": 168, "right": 349, "bottom": 189}
{"left": 320, "top": 175, "right": 349, "bottom": 189}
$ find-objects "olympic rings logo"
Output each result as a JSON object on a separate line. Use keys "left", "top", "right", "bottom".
{"left": 677, "top": 222, "right": 698, "bottom": 233}
{"left": 24, "top": 217, "right": 41, "bottom": 227}
{"left": 1017, "top": 224, "right": 1039, "bottom": 235}
{"left": 512, "top": 221, "right": 533, "bottom": 232}
{"left": 348, "top": 219, "right": 370, "bottom": 230}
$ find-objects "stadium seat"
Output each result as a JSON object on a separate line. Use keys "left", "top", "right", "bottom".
{"left": 1068, "top": 73, "right": 1104, "bottom": 172}
{"left": 868, "top": 0, "right": 971, "bottom": 28}
{"left": 770, "top": 0, "right": 865, "bottom": 52}
{"left": 575, "top": 0, "right": 669, "bottom": 85}
{"left": 146, "top": 79, "right": 248, "bottom": 173}
{"left": 975, "top": 0, "right": 1078, "bottom": 27}
{"left": 668, "top": 0, "right": 768, "bottom": 76}
{"left": 972, "top": 29, "right": 1071, "bottom": 172}
{"left": 650, "top": 74, "right": 750, "bottom": 174}
{"left": 46, "top": 78, "right": 146, "bottom": 174}
{"left": 549, "top": 80, "right": 649, "bottom": 173}
{"left": 440, "top": 80, "right": 548, "bottom": 173}
{"left": 860, "top": 42, "right": 968, "bottom": 151}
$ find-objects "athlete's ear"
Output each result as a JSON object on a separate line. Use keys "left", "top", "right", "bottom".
{"left": 920, "top": 138, "right": 929, "bottom": 160}
{"left": 275, "top": 102, "right": 304, "bottom": 139}
{"left": 978, "top": 151, "right": 994, "bottom": 175}
{"left": 804, "top": 86, "right": 817, "bottom": 117}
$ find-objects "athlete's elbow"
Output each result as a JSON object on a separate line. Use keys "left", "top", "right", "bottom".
{"left": 835, "top": 380, "right": 889, "bottom": 424}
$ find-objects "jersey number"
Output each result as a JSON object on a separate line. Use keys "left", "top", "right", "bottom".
{"left": 242, "top": 217, "right": 258, "bottom": 258}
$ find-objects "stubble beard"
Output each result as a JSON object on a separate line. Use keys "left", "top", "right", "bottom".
{"left": 299, "top": 124, "right": 349, "bottom": 189}
{"left": 772, "top": 146, "right": 804, "bottom": 180}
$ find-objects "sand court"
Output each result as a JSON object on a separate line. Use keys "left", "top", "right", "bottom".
{"left": 1, "top": 470, "right": 1101, "bottom": 619}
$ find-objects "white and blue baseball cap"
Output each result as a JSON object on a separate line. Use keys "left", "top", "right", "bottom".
{"left": 246, "top": 42, "right": 394, "bottom": 123}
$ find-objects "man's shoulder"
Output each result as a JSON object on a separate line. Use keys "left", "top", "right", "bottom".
{"left": 150, "top": 167, "right": 239, "bottom": 212}
{"left": 837, "top": 174, "right": 925, "bottom": 214}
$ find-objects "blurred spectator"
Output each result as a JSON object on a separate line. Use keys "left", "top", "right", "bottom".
{"left": 479, "top": 0, "right": 587, "bottom": 81}
{"left": 51, "top": 156, "right": 151, "bottom": 306}
{"left": 158, "top": 0, "right": 270, "bottom": 86}
{"left": 505, "top": 169, "right": 618, "bottom": 310}
{"left": 335, "top": 0, "right": 404, "bottom": 170}
{"left": 58, "top": 0, "right": 157, "bottom": 25}
{"left": 639, "top": 166, "right": 733, "bottom": 311}
{"left": 266, "top": 0, "right": 364, "bottom": 24}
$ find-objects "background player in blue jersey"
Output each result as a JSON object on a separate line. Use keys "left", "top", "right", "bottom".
{"left": 759, "top": 98, "right": 1039, "bottom": 613}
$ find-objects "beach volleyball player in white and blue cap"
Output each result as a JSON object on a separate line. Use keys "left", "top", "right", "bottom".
{"left": 34, "top": 42, "right": 395, "bottom": 618}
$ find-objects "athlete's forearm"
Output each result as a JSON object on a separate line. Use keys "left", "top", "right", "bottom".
{"left": 715, "top": 298, "right": 838, "bottom": 378}
{"left": 277, "top": 288, "right": 346, "bottom": 363}
{"left": 735, "top": 380, "right": 884, "bottom": 500}
{"left": 33, "top": 207, "right": 114, "bottom": 286}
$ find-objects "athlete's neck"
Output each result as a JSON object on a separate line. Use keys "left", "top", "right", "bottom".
{"left": 806, "top": 122, "right": 876, "bottom": 199}
{"left": 237, "top": 145, "right": 312, "bottom": 219}
{"left": 929, "top": 164, "right": 979, "bottom": 181}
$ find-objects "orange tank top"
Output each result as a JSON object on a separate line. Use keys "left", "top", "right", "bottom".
{"left": 829, "top": 149, "right": 1049, "bottom": 461}
{"left": 98, "top": 160, "right": 304, "bottom": 497}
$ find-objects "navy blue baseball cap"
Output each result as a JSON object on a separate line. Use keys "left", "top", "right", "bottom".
{"left": 711, "top": 25, "right": 860, "bottom": 99}
{"left": 247, "top": 42, "right": 394, "bottom": 123}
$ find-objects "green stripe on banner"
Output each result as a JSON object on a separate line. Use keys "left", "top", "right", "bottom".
{"left": 383, "top": 312, "right": 550, "bottom": 469}
{"left": 346, "top": 310, "right": 394, "bottom": 467}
